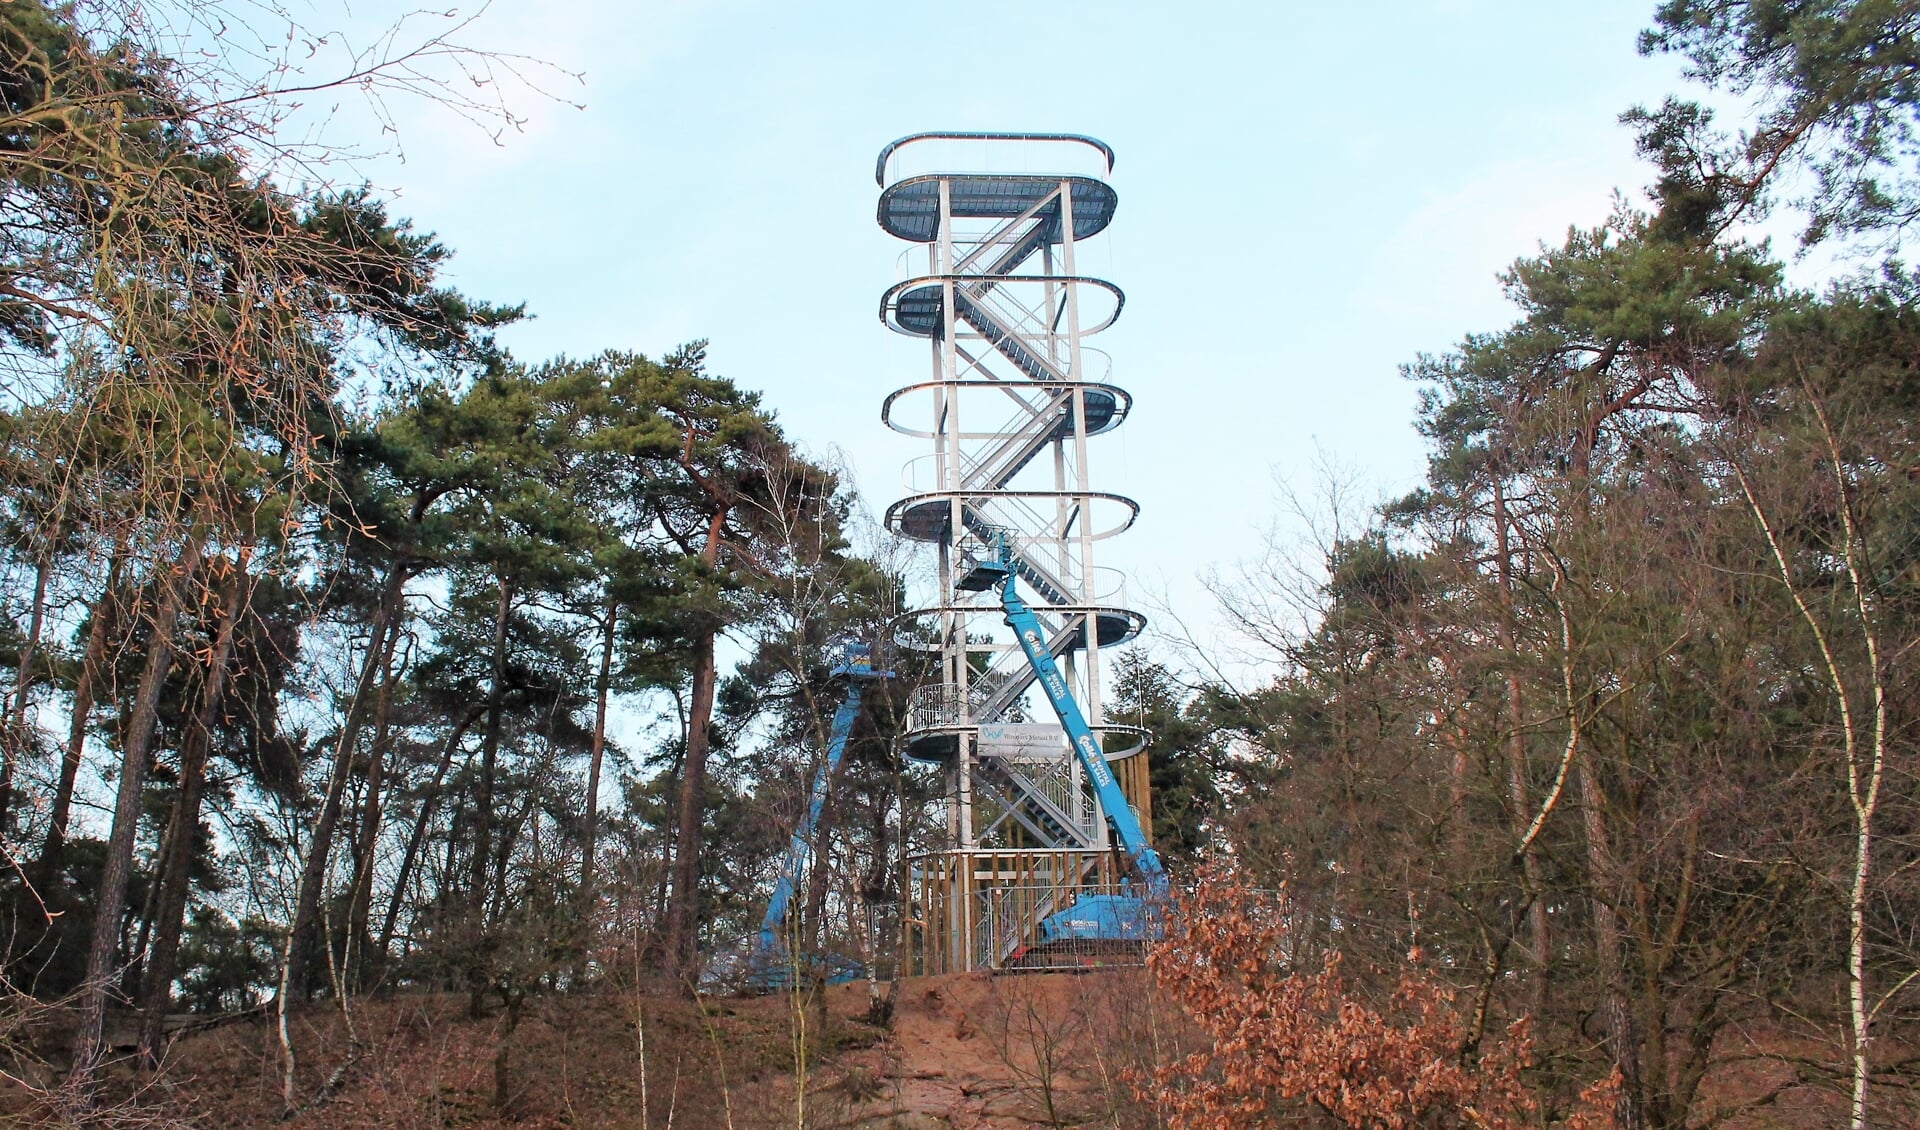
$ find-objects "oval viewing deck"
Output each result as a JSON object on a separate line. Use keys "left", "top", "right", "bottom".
{"left": 887, "top": 276, "right": 1125, "bottom": 338}
{"left": 881, "top": 380, "right": 1128, "bottom": 441}
{"left": 877, "top": 175, "right": 1117, "bottom": 242}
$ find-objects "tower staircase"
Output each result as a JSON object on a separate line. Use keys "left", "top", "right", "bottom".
{"left": 877, "top": 134, "right": 1151, "bottom": 972}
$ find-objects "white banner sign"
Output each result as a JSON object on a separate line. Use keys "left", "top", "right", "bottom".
{"left": 976, "top": 723, "right": 1067, "bottom": 760}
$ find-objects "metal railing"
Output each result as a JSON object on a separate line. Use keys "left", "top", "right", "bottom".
{"left": 905, "top": 849, "right": 1141, "bottom": 975}
{"left": 876, "top": 132, "right": 1114, "bottom": 187}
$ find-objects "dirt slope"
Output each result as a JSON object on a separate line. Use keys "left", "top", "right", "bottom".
{"left": 4, "top": 971, "right": 1881, "bottom": 1126}
{"left": 804, "top": 970, "right": 1163, "bottom": 1129}
{"left": 0, "top": 972, "right": 1157, "bottom": 1128}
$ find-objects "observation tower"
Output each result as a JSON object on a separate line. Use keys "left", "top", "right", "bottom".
{"left": 876, "top": 133, "right": 1152, "bottom": 973}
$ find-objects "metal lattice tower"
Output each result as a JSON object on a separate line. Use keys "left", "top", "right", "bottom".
{"left": 876, "top": 133, "right": 1151, "bottom": 972}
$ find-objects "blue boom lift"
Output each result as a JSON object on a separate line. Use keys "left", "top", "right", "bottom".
{"left": 747, "top": 641, "right": 891, "bottom": 990}
{"left": 958, "top": 531, "right": 1168, "bottom": 949}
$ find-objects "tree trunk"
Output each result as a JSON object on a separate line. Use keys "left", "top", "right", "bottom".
{"left": 124, "top": 803, "right": 172, "bottom": 1001}
{"left": 581, "top": 599, "right": 618, "bottom": 907}
{"left": 1, "top": 552, "right": 51, "bottom": 834}
{"left": 489, "top": 783, "right": 541, "bottom": 926}
{"left": 470, "top": 577, "right": 514, "bottom": 923}
{"left": 38, "top": 557, "right": 121, "bottom": 894}
{"left": 664, "top": 509, "right": 728, "bottom": 988}
{"left": 283, "top": 563, "right": 407, "bottom": 1001}
{"left": 1492, "top": 477, "right": 1551, "bottom": 1013}
{"left": 802, "top": 785, "right": 839, "bottom": 990}
{"left": 138, "top": 560, "right": 247, "bottom": 1065}
{"left": 653, "top": 689, "right": 688, "bottom": 949}
{"left": 345, "top": 638, "right": 402, "bottom": 990}
{"left": 665, "top": 630, "right": 719, "bottom": 986}
{"left": 466, "top": 576, "right": 515, "bottom": 1015}
{"left": 1578, "top": 754, "right": 1646, "bottom": 1130}
{"left": 377, "top": 708, "right": 480, "bottom": 964}
{"left": 69, "top": 541, "right": 201, "bottom": 1098}
{"left": 1563, "top": 417, "right": 1646, "bottom": 1128}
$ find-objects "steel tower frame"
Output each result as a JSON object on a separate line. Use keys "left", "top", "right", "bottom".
{"left": 876, "top": 133, "right": 1150, "bottom": 972}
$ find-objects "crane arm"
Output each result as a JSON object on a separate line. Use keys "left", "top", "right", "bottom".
{"left": 757, "top": 678, "right": 865, "bottom": 958}
{"left": 1000, "top": 574, "right": 1167, "bottom": 892}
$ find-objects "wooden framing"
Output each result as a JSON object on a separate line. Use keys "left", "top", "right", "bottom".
{"left": 902, "top": 846, "right": 1137, "bottom": 975}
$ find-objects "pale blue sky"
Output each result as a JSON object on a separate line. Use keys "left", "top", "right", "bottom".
{"left": 310, "top": 0, "right": 1692, "bottom": 661}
